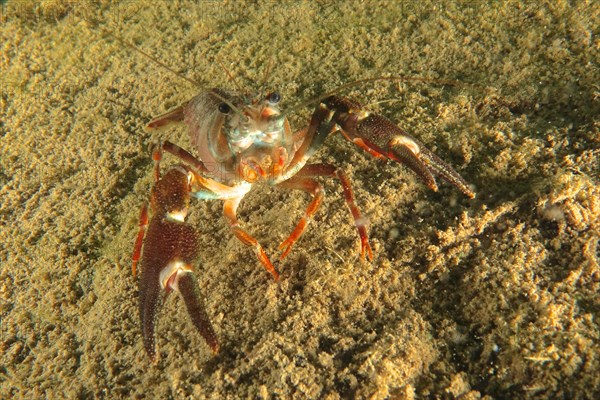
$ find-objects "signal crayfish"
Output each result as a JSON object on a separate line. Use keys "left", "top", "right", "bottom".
{"left": 131, "top": 73, "right": 476, "bottom": 363}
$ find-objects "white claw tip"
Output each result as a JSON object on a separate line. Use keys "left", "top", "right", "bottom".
{"left": 390, "top": 136, "right": 420, "bottom": 154}
{"left": 166, "top": 209, "right": 188, "bottom": 222}
{"left": 159, "top": 261, "right": 193, "bottom": 291}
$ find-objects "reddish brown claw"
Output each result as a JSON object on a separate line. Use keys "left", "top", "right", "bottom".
{"left": 134, "top": 164, "right": 219, "bottom": 363}
{"left": 319, "top": 96, "right": 475, "bottom": 199}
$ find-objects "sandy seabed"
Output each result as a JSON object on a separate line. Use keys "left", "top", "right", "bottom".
{"left": 1, "top": 1, "right": 598, "bottom": 399}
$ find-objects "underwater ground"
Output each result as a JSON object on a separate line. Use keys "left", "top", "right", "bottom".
{"left": 1, "top": 1, "right": 598, "bottom": 398}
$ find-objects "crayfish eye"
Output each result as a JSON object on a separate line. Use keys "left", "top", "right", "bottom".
{"left": 218, "top": 103, "right": 231, "bottom": 114}
{"left": 266, "top": 92, "right": 281, "bottom": 104}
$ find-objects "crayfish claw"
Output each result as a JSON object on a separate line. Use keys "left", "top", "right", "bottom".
{"left": 388, "top": 133, "right": 475, "bottom": 198}
{"left": 139, "top": 265, "right": 163, "bottom": 363}
{"left": 136, "top": 166, "right": 220, "bottom": 362}
{"left": 176, "top": 271, "right": 220, "bottom": 353}
{"left": 322, "top": 96, "right": 475, "bottom": 199}
{"left": 387, "top": 135, "right": 439, "bottom": 193}
{"left": 418, "top": 145, "right": 476, "bottom": 199}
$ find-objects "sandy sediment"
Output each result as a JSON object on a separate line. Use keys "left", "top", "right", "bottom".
{"left": 1, "top": 1, "right": 598, "bottom": 398}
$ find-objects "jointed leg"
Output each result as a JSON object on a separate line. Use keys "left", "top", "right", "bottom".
{"left": 275, "top": 102, "right": 339, "bottom": 183}
{"left": 152, "top": 140, "right": 209, "bottom": 176}
{"left": 161, "top": 141, "right": 209, "bottom": 174}
{"left": 147, "top": 140, "right": 274, "bottom": 282}
{"left": 152, "top": 140, "right": 251, "bottom": 200}
{"left": 300, "top": 163, "right": 373, "bottom": 260}
{"left": 277, "top": 163, "right": 373, "bottom": 261}
{"left": 131, "top": 203, "right": 149, "bottom": 276}
{"left": 276, "top": 177, "right": 324, "bottom": 259}
{"left": 133, "top": 141, "right": 202, "bottom": 276}
{"left": 223, "top": 197, "right": 279, "bottom": 281}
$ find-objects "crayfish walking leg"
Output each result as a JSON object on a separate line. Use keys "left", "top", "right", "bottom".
{"left": 276, "top": 163, "right": 373, "bottom": 260}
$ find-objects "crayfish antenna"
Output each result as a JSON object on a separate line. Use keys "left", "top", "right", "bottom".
{"left": 79, "top": 14, "right": 202, "bottom": 89}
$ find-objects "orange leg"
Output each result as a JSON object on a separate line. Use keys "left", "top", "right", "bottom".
{"left": 131, "top": 203, "right": 149, "bottom": 276}
{"left": 151, "top": 140, "right": 210, "bottom": 181}
{"left": 223, "top": 197, "right": 279, "bottom": 281}
{"left": 151, "top": 145, "right": 163, "bottom": 182}
{"left": 151, "top": 141, "right": 252, "bottom": 200}
{"left": 292, "top": 163, "right": 373, "bottom": 260}
{"left": 276, "top": 177, "right": 324, "bottom": 259}
{"left": 161, "top": 140, "right": 209, "bottom": 174}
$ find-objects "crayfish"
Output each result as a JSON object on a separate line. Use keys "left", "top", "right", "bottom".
{"left": 132, "top": 85, "right": 475, "bottom": 362}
